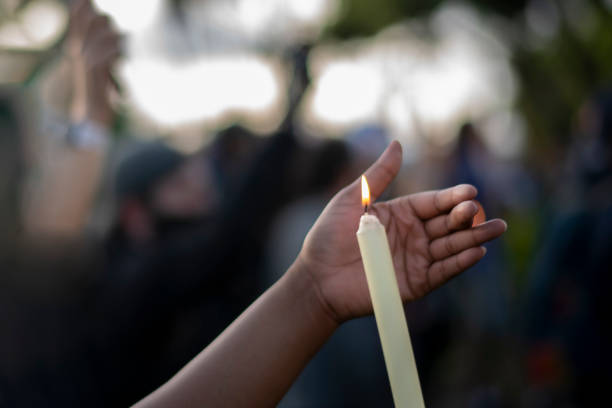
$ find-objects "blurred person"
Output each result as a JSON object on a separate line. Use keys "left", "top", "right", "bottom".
{"left": 404, "top": 123, "right": 520, "bottom": 406}
{"left": 109, "top": 142, "right": 218, "bottom": 248}
{"left": 442, "top": 123, "right": 510, "bottom": 334}
{"left": 0, "top": 6, "right": 128, "bottom": 404}
{"left": 96, "top": 119, "right": 310, "bottom": 406}
{"left": 91, "top": 141, "right": 226, "bottom": 406}
{"left": 346, "top": 124, "right": 391, "bottom": 182}
{"left": 135, "top": 141, "right": 508, "bottom": 408}
{"left": 0, "top": 3, "right": 123, "bottom": 393}
{"left": 0, "top": 89, "right": 25, "bottom": 246}
{"left": 525, "top": 88, "right": 612, "bottom": 406}
{"left": 265, "top": 140, "right": 353, "bottom": 282}
{"left": 207, "top": 125, "right": 261, "bottom": 201}
{"left": 23, "top": 0, "right": 120, "bottom": 237}
{"left": 0, "top": 88, "right": 108, "bottom": 406}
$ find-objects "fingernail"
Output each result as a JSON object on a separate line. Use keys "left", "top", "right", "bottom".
{"left": 459, "top": 200, "right": 477, "bottom": 215}
{"left": 502, "top": 221, "right": 508, "bottom": 231}
{"left": 469, "top": 201, "right": 478, "bottom": 214}
{"left": 481, "top": 246, "right": 487, "bottom": 256}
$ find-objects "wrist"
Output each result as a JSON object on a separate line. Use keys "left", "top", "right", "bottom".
{"left": 284, "top": 256, "right": 339, "bottom": 334}
{"left": 86, "top": 105, "right": 113, "bottom": 128}
{"left": 85, "top": 78, "right": 114, "bottom": 127}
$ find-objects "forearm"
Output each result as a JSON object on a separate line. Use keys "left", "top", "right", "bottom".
{"left": 24, "top": 145, "right": 107, "bottom": 237}
{"left": 134, "top": 259, "right": 338, "bottom": 408}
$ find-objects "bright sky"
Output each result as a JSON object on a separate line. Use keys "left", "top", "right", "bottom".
{"left": 0, "top": 0, "right": 525, "bottom": 158}
{"left": 301, "top": 4, "right": 522, "bottom": 158}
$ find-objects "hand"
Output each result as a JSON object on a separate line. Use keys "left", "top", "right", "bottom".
{"left": 67, "top": 0, "right": 121, "bottom": 127}
{"left": 297, "top": 141, "right": 507, "bottom": 323}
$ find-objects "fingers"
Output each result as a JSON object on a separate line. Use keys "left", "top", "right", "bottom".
{"left": 429, "top": 219, "right": 507, "bottom": 260}
{"left": 71, "top": 12, "right": 121, "bottom": 72}
{"left": 69, "top": 0, "right": 97, "bottom": 42}
{"left": 407, "top": 184, "right": 478, "bottom": 220}
{"left": 83, "top": 32, "right": 121, "bottom": 69}
{"left": 342, "top": 140, "right": 402, "bottom": 204}
{"left": 425, "top": 200, "right": 478, "bottom": 239}
{"left": 70, "top": 2, "right": 120, "bottom": 58}
{"left": 427, "top": 246, "right": 487, "bottom": 290}
{"left": 82, "top": 15, "right": 113, "bottom": 48}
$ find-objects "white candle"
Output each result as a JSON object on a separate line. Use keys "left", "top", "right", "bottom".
{"left": 357, "top": 176, "right": 425, "bottom": 408}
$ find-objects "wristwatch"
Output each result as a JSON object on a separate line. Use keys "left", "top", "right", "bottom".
{"left": 66, "top": 120, "right": 110, "bottom": 149}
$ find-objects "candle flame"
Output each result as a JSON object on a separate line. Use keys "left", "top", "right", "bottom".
{"left": 361, "top": 175, "right": 370, "bottom": 208}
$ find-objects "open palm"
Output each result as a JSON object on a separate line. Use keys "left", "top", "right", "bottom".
{"left": 297, "top": 141, "right": 507, "bottom": 323}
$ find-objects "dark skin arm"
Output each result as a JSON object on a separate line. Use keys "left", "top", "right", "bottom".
{"left": 134, "top": 141, "right": 507, "bottom": 407}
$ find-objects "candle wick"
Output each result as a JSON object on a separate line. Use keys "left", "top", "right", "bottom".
{"left": 364, "top": 204, "right": 368, "bottom": 213}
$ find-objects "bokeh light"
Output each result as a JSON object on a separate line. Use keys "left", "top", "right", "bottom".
{"left": 121, "top": 54, "right": 285, "bottom": 131}
{"left": 92, "top": 0, "right": 162, "bottom": 33}
{"left": 302, "top": 3, "right": 519, "bottom": 159}
{"left": 0, "top": 0, "right": 67, "bottom": 50}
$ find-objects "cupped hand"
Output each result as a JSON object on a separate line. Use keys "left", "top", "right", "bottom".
{"left": 297, "top": 141, "right": 507, "bottom": 323}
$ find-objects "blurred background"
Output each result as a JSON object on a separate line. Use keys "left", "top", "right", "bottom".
{"left": 1, "top": 0, "right": 611, "bottom": 406}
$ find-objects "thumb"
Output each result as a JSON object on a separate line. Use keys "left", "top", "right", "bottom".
{"left": 343, "top": 140, "right": 403, "bottom": 204}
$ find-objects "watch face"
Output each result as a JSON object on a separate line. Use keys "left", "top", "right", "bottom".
{"left": 67, "top": 121, "right": 108, "bottom": 148}
{"left": 472, "top": 199, "right": 486, "bottom": 227}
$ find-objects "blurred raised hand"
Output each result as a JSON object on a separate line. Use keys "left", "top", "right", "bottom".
{"left": 23, "top": 1, "right": 121, "bottom": 237}
{"left": 67, "top": 0, "right": 121, "bottom": 127}
{"left": 298, "top": 141, "right": 507, "bottom": 322}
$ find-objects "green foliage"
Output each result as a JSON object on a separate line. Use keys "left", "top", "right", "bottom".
{"left": 329, "top": 0, "right": 443, "bottom": 38}
{"left": 515, "top": 1, "right": 612, "bottom": 158}
{"left": 328, "top": 0, "right": 530, "bottom": 39}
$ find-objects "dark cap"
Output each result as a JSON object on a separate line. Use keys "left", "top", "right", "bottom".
{"left": 115, "top": 141, "right": 185, "bottom": 199}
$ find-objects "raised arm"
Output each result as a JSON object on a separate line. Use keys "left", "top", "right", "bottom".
{"left": 135, "top": 141, "right": 506, "bottom": 407}
{"left": 25, "top": 0, "right": 120, "bottom": 236}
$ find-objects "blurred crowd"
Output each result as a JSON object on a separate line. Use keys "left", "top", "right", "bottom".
{"left": 1, "top": 1, "right": 612, "bottom": 407}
